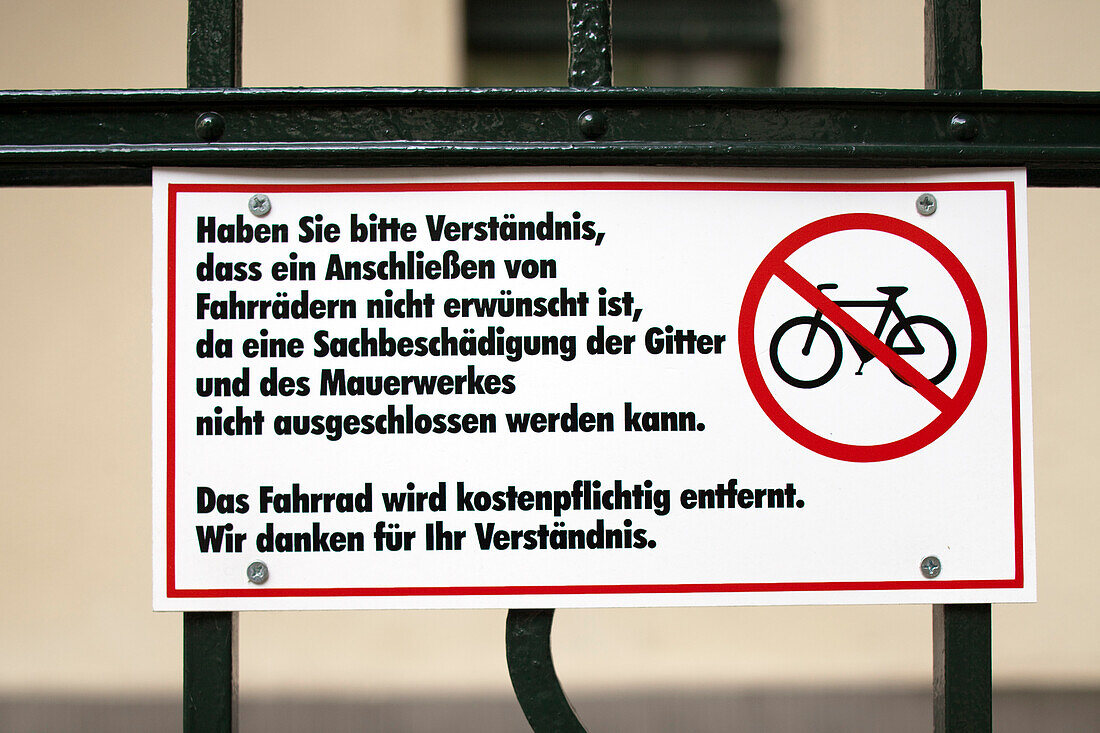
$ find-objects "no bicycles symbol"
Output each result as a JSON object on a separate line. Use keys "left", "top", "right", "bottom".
{"left": 738, "top": 213, "right": 988, "bottom": 462}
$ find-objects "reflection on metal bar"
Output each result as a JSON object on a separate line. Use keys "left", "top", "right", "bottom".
{"left": 506, "top": 609, "right": 589, "bottom": 733}
{"left": 568, "top": 0, "right": 613, "bottom": 87}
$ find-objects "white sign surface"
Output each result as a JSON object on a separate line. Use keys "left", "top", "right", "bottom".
{"left": 153, "top": 168, "right": 1034, "bottom": 610}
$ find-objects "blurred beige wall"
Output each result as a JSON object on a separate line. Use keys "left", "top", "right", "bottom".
{"left": 0, "top": 0, "right": 1097, "bottom": 698}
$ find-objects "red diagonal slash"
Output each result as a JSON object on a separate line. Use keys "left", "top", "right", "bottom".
{"left": 774, "top": 262, "right": 953, "bottom": 412}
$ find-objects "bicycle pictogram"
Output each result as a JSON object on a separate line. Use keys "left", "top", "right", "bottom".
{"left": 769, "top": 283, "right": 956, "bottom": 389}
{"left": 740, "top": 212, "right": 988, "bottom": 462}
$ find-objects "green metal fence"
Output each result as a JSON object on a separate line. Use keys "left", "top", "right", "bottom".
{"left": 4, "top": 1, "right": 1098, "bottom": 730}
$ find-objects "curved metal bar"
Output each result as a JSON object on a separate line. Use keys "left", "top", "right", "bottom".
{"left": 506, "top": 609, "right": 588, "bottom": 733}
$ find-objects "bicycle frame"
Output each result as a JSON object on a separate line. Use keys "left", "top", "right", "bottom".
{"left": 803, "top": 288, "right": 926, "bottom": 366}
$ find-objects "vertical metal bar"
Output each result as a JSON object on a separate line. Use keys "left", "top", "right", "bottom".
{"left": 184, "top": 2, "right": 241, "bottom": 731}
{"left": 187, "top": 0, "right": 244, "bottom": 88}
{"left": 933, "top": 604, "right": 992, "bottom": 732}
{"left": 184, "top": 611, "right": 239, "bottom": 733}
{"left": 924, "top": 0, "right": 982, "bottom": 90}
{"left": 926, "top": 4, "right": 990, "bottom": 731}
{"left": 568, "top": 0, "right": 613, "bottom": 88}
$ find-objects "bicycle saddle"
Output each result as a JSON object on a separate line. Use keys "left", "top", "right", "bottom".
{"left": 877, "top": 286, "right": 909, "bottom": 296}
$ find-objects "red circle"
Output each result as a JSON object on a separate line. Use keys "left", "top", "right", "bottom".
{"left": 738, "top": 213, "right": 987, "bottom": 462}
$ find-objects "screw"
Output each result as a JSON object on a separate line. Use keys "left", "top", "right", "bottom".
{"left": 194, "top": 112, "right": 225, "bottom": 142}
{"left": 248, "top": 194, "right": 271, "bottom": 217}
{"left": 247, "top": 561, "right": 269, "bottom": 585}
{"left": 920, "top": 556, "right": 942, "bottom": 579}
{"left": 950, "top": 113, "right": 979, "bottom": 141}
{"left": 578, "top": 109, "right": 608, "bottom": 140}
{"left": 916, "top": 193, "right": 938, "bottom": 216}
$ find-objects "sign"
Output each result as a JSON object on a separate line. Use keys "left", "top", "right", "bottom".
{"left": 153, "top": 168, "right": 1034, "bottom": 611}
{"left": 739, "top": 213, "right": 988, "bottom": 461}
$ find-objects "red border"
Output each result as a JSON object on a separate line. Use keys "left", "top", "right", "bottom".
{"left": 166, "top": 186, "right": 178, "bottom": 595}
{"left": 164, "top": 179, "right": 1025, "bottom": 599}
{"left": 738, "top": 213, "right": 988, "bottom": 462}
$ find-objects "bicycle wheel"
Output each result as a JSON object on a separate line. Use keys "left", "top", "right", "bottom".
{"left": 885, "top": 315, "right": 956, "bottom": 385}
{"left": 769, "top": 316, "right": 843, "bottom": 388}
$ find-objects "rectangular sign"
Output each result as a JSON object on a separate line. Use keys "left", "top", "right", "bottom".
{"left": 153, "top": 168, "right": 1034, "bottom": 610}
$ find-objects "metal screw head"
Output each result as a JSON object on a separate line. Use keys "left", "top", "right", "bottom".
{"left": 916, "top": 193, "right": 938, "bottom": 216}
{"left": 950, "top": 113, "right": 979, "bottom": 141}
{"left": 248, "top": 194, "right": 271, "bottom": 217}
{"left": 578, "top": 109, "right": 608, "bottom": 140}
{"left": 194, "top": 112, "right": 225, "bottom": 142}
{"left": 247, "top": 561, "right": 269, "bottom": 585}
{"left": 920, "top": 555, "right": 942, "bottom": 579}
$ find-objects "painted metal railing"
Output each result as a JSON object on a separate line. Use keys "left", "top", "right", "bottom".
{"left": 4, "top": 1, "right": 1097, "bottom": 730}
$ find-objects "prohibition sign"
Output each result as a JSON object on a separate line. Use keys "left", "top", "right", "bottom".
{"left": 738, "top": 213, "right": 987, "bottom": 462}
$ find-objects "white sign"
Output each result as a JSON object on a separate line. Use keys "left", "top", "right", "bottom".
{"left": 152, "top": 168, "right": 1035, "bottom": 611}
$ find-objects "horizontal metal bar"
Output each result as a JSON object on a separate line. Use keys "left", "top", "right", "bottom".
{"left": 3, "top": 87, "right": 1100, "bottom": 186}
{"left": 11, "top": 84, "right": 1100, "bottom": 104}
{"left": 1, "top": 142, "right": 1096, "bottom": 187}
